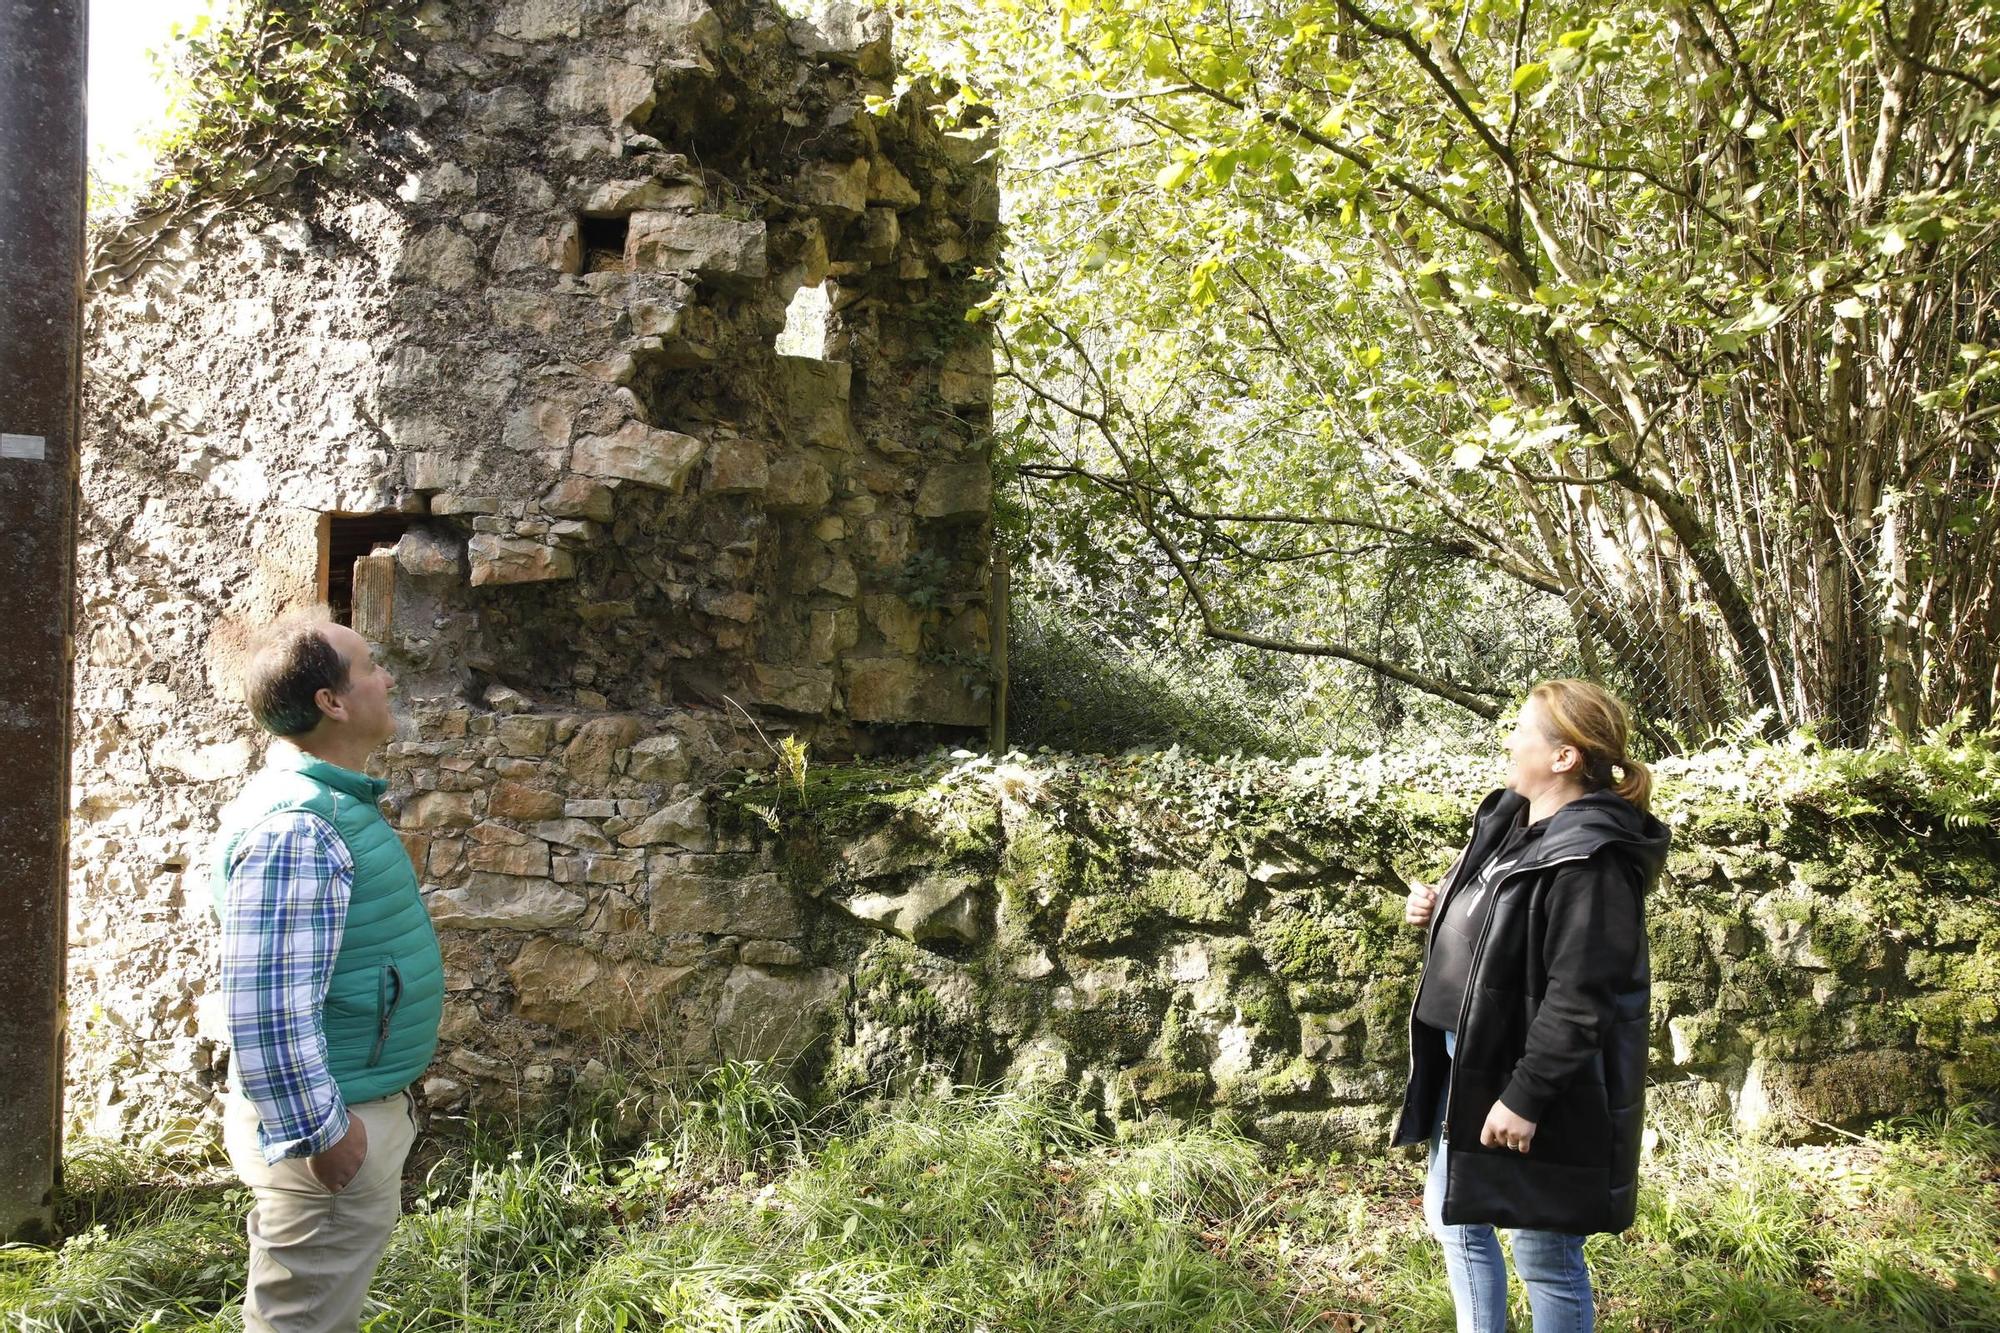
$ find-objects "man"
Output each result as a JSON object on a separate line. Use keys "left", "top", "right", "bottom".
{"left": 210, "top": 610, "right": 444, "bottom": 1333}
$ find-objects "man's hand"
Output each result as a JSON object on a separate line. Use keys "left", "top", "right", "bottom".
{"left": 1405, "top": 880, "right": 1438, "bottom": 927}
{"left": 1479, "top": 1101, "right": 1537, "bottom": 1154}
{"left": 308, "top": 1113, "right": 368, "bottom": 1192}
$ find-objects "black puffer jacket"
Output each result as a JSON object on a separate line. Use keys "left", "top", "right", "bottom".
{"left": 1392, "top": 788, "right": 1670, "bottom": 1235}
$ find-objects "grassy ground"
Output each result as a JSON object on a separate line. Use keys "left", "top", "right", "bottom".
{"left": 5, "top": 1068, "right": 1997, "bottom": 1332}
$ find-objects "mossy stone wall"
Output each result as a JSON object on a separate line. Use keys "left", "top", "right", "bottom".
{"left": 749, "top": 746, "right": 2000, "bottom": 1146}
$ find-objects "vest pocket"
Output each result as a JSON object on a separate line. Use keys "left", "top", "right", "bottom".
{"left": 367, "top": 961, "right": 404, "bottom": 1068}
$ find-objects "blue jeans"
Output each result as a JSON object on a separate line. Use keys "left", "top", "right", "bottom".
{"left": 1424, "top": 1030, "right": 1594, "bottom": 1333}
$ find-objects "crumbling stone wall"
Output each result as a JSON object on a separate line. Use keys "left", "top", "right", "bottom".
{"left": 68, "top": 0, "right": 1993, "bottom": 1152}
{"left": 68, "top": 0, "right": 998, "bottom": 1138}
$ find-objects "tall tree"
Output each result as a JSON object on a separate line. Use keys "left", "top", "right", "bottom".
{"left": 905, "top": 0, "right": 2000, "bottom": 744}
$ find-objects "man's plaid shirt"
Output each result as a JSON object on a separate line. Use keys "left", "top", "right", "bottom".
{"left": 220, "top": 811, "right": 354, "bottom": 1163}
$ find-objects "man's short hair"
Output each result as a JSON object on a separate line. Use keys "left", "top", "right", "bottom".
{"left": 242, "top": 611, "right": 350, "bottom": 737}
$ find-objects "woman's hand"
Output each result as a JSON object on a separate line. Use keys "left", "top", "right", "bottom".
{"left": 1479, "top": 1101, "right": 1537, "bottom": 1153}
{"left": 1405, "top": 880, "right": 1438, "bottom": 927}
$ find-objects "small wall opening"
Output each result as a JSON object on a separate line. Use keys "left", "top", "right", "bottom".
{"left": 579, "top": 214, "right": 630, "bottom": 274}
{"left": 775, "top": 281, "right": 834, "bottom": 359}
{"left": 319, "top": 513, "right": 417, "bottom": 626}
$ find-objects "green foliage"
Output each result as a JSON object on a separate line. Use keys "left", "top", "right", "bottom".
{"left": 1007, "top": 596, "right": 1328, "bottom": 756}
{"left": 6, "top": 1094, "right": 1996, "bottom": 1331}
{"left": 901, "top": 0, "right": 2000, "bottom": 745}
{"left": 93, "top": 0, "right": 412, "bottom": 284}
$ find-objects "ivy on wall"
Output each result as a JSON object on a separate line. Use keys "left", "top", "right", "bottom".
{"left": 90, "top": 0, "right": 414, "bottom": 290}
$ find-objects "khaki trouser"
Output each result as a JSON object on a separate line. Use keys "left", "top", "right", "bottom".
{"left": 222, "top": 1091, "right": 418, "bottom": 1333}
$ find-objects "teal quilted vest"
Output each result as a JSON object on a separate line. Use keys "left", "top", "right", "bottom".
{"left": 211, "top": 745, "right": 444, "bottom": 1104}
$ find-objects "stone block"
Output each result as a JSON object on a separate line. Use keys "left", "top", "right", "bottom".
{"left": 788, "top": 1, "right": 894, "bottom": 77}
{"left": 844, "top": 657, "right": 989, "bottom": 727}
{"left": 627, "top": 734, "right": 690, "bottom": 785}
{"left": 152, "top": 737, "right": 256, "bottom": 782}
{"left": 713, "top": 964, "right": 846, "bottom": 1063}
{"left": 403, "top": 790, "right": 479, "bottom": 829}
{"left": 798, "top": 158, "right": 870, "bottom": 216}
{"left": 541, "top": 476, "right": 616, "bottom": 522}
{"left": 573, "top": 420, "right": 705, "bottom": 491}
{"left": 503, "top": 401, "right": 573, "bottom": 454}
{"left": 566, "top": 715, "right": 644, "bottom": 780}
{"left": 492, "top": 0, "right": 583, "bottom": 40}
{"left": 429, "top": 875, "right": 583, "bottom": 929}
{"left": 650, "top": 868, "right": 800, "bottom": 938}
{"left": 351, "top": 552, "right": 396, "bottom": 641}
{"left": 532, "top": 818, "right": 615, "bottom": 851}
{"left": 628, "top": 0, "right": 723, "bottom": 47}
{"left": 704, "top": 438, "right": 768, "bottom": 495}
{"left": 429, "top": 839, "right": 465, "bottom": 878}
{"left": 617, "top": 795, "right": 710, "bottom": 849}
{"left": 465, "top": 834, "right": 553, "bottom": 878}
{"left": 550, "top": 57, "right": 658, "bottom": 127}
{"left": 395, "top": 227, "right": 480, "bottom": 290}
{"left": 509, "top": 938, "right": 694, "bottom": 1034}
{"left": 764, "top": 452, "right": 833, "bottom": 511}
{"left": 495, "top": 715, "right": 554, "bottom": 757}
{"left": 583, "top": 179, "right": 705, "bottom": 214}
{"left": 696, "top": 589, "right": 756, "bottom": 622}
{"left": 843, "top": 873, "right": 985, "bottom": 947}
{"left": 629, "top": 294, "right": 685, "bottom": 337}
{"left": 627, "top": 212, "right": 767, "bottom": 279}
{"left": 468, "top": 535, "right": 577, "bottom": 586}
{"left": 939, "top": 356, "right": 994, "bottom": 408}
{"left": 1733, "top": 1051, "right": 1940, "bottom": 1137}
{"left": 406, "top": 452, "right": 466, "bottom": 491}
{"left": 867, "top": 157, "right": 922, "bottom": 210}
{"left": 395, "top": 528, "right": 462, "bottom": 578}
{"left": 746, "top": 662, "right": 835, "bottom": 715}
{"left": 858, "top": 207, "right": 899, "bottom": 264}
{"left": 863, "top": 595, "right": 923, "bottom": 654}
{"left": 771, "top": 357, "right": 853, "bottom": 449}
{"left": 916, "top": 462, "right": 993, "bottom": 519}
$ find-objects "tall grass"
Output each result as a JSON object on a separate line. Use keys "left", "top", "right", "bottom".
{"left": 4, "top": 1075, "right": 1994, "bottom": 1333}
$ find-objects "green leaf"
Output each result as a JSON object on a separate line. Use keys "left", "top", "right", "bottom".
{"left": 1832, "top": 296, "right": 1867, "bottom": 319}
{"left": 1511, "top": 62, "right": 1549, "bottom": 94}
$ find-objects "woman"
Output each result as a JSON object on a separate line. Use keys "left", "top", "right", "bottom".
{"left": 1393, "top": 680, "right": 1670, "bottom": 1333}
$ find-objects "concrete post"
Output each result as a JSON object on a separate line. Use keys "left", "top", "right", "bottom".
{"left": 0, "top": 0, "right": 88, "bottom": 1243}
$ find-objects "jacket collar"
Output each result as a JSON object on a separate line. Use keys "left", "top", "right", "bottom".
{"left": 270, "top": 740, "right": 388, "bottom": 802}
{"left": 1469, "top": 787, "right": 1671, "bottom": 882}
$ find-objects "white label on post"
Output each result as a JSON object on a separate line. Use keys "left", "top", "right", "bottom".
{"left": 1, "top": 433, "right": 48, "bottom": 460}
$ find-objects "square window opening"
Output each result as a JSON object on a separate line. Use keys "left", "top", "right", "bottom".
{"left": 319, "top": 513, "right": 418, "bottom": 626}
{"left": 579, "top": 214, "right": 630, "bottom": 273}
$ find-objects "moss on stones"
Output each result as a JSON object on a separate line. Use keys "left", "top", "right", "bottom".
{"left": 1061, "top": 893, "right": 1149, "bottom": 952}
{"left": 1249, "top": 907, "right": 1343, "bottom": 981}
{"left": 1140, "top": 862, "right": 1247, "bottom": 926}
{"left": 722, "top": 742, "right": 1998, "bottom": 1142}
{"left": 1650, "top": 908, "right": 1718, "bottom": 985}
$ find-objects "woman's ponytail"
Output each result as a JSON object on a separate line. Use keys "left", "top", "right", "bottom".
{"left": 1529, "top": 679, "right": 1653, "bottom": 813}
{"left": 1610, "top": 755, "right": 1652, "bottom": 813}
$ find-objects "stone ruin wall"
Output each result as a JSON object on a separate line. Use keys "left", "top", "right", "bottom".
{"left": 67, "top": 0, "right": 1001, "bottom": 1139}
{"left": 64, "top": 0, "right": 1999, "bottom": 1150}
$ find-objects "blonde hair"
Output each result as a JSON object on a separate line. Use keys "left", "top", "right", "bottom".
{"left": 1528, "top": 679, "right": 1653, "bottom": 812}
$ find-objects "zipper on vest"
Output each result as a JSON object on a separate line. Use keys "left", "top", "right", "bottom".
{"left": 1437, "top": 851, "right": 1593, "bottom": 1145}
{"left": 368, "top": 962, "right": 404, "bottom": 1068}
